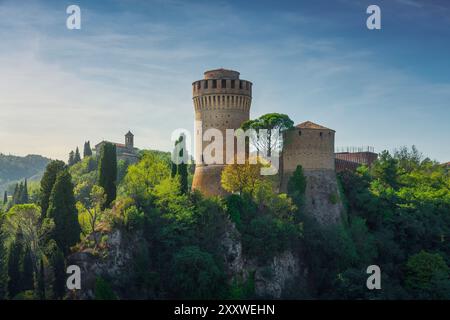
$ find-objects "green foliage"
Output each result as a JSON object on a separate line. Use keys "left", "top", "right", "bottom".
{"left": 7, "top": 232, "right": 24, "bottom": 298}
{"left": 47, "top": 170, "right": 81, "bottom": 256}
{"left": 95, "top": 277, "right": 117, "bottom": 300}
{"left": 40, "top": 160, "right": 66, "bottom": 218}
{"left": 241, "top": 113, "right": 294, "bottom": 157}
{"left": 98, "top": 142, "right": 117, "bottom": 208}
{"left": 170, "top": 246, "right": 225, "bottom": 299}
{"left": 287, "top": 165, "right": 307, "bottom": 207}
{"left": 0, "top": 214, "right": 7, "bottom": 299}
{"left": 121, "top": 151, "right": 170, "bottom": 208}
{"left": 330, "top": 146, "right": 450, "bottom": 299}
{"left": 405, "top": 251, "right": 450, "bottom": 299}
{"left": 0, "top": 154, "right": 50, "bottom": 196}
{"left": 83, "top": 141, "right": 92, "bottom": 158}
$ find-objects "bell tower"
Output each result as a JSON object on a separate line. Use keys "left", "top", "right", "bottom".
{"left": 125, "top": 131, "right": 134, "bottom": 149}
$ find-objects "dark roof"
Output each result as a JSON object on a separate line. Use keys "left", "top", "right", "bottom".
{"left": 125, "top": 131, "right": 134, "bottom": 136}
{"left": 295, "top": 121, "right": 334, "bottom": 131}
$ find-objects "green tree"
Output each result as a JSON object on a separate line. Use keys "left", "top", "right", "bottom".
{"left": 98, "top": 142, "right": 117, "bottom": 209}
{"left": 83, "top": 141, "right": 92, "bottom": 158}
{"left": 36, "top": 259, "right": 46, "bottom": 300}
{"left": 74, "top": 147, "right": 82, "bottom": 164}
{"left": 287, "top": 165, "right": 307, "bottom": 207}
{"left": 21, "top": 247, "right": 34, "bottom": 291}
{"left": 170, "top": 246, "right": 225, "bottom": 299}
{"left": 68, "top": 151, "right": 75, "bottom": 166}
{"left": 76, "top": 185, "right": 106, "bottom": 244}
{"left": 12, "top": 183, "right": 20, "bottom": 205}
{"left": 171, "top": 134, "right": 189, "bottom": 194}
{"left": 95, "top": 277, "right": 117, "bottom": 300}
{"left": 40, "top": 160, "right": 66, "bottom": 218}
{"left": 20, "top": 179, "right": 29, "bottom": 204}
{"left": 405, "top": 251, "right": 450, "bottom": 299}
{"left": 47, "top": 170, "right": 81, "bottom": 256}
{"left": 371, "top": 150, "right": 398, "bottom": 189}
{"left": 0, "top": 214, "right": 8, "bottom": 299}
{"left": 241, "top": 113, "right": 294, "bottom": 157}
{"left": 3, "top": 191, "right": 7, "bottom": 205}
{"left": 51, "top": 247, "right": 66, "bottom": 299}
{"left": 122, "top": 151, "right": 170, "bottom": 208}
{"left": 7, "top": 232, "right": 24, "bottom": 298}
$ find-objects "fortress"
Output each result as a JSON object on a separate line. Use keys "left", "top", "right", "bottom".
{"left": 191, "top": 69, "right": 371, "bottom": 224}
{"left": 191, "top": 69, "right": 252, "bottom": 196}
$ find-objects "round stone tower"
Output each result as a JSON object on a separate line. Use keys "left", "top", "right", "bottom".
{"left": 192, "top": 69, "right": 252, "bottom": 196}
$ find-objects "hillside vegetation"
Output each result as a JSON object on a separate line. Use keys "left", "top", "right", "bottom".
{"left": 0, "top": 154, "right": 51, "bottom": 194}
{"left": 0, "top": 146, "right": 449, "bottom": 299}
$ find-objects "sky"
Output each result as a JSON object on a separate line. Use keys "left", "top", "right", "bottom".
{"left": 0, "top": 0, "right": 449, "bottom": 162}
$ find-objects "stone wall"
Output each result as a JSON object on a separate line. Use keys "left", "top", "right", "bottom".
{"left": 282, "top": 127, "right": 335, "bottom": 172}
{"left": 192, "top": 69, "right": 252, "bottom": 196}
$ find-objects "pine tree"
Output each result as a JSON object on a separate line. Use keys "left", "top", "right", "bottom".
{"left": 7, "top": 232, "right": 24, "bottom": 298}
{"left": 47, "top": 170, "right": 81, "bottom": 256}
{"left": 3, "top": 191, "right": 7, "bottom": 205}
{"left": 98, "top": 142, "right": 117, "bottom": 209}
{"left": 68, "top": 151, "right": 75, "bottom": 166}
{"left": 40, "top": 160, "right": 66, "bottom": 219}
{"left": 74, "top": 147, "right": 81, "bottom": 164}
{"left": 83, "top": 141, "right": 92, "bottom": 158}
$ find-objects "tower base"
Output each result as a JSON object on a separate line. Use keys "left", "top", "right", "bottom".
{"left": 192, "top": 165, "right": 228, "bottom": 197}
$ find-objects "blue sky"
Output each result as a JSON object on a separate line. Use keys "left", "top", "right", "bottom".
{"left": 0, "top": 0, "right": 449, "bottom": 162}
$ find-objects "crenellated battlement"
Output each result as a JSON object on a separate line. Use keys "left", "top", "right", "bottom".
{"left": 192, "top": 79, "right": 252, "bottom": 97}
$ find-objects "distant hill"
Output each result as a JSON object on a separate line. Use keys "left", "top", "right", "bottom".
{"left": 0, "top": 154, "right": 51, "bottom": 194}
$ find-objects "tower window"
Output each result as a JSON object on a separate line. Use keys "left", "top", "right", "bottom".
{"left": 299, "top": 130, "right": 302, "bottom": 136}
{"left": 239, "top": 81, "right": 243, "bottom": 89}
{"left": 221, "top": 79, "right": 226, "bottom": 88}
{"left": 320, "top": 132, "right": 323, "bottom": 137}
{"left": 212, "top": 80, "right": 217, "bottom": 88}
{"left": 197, "top": 82, "right": 201, "bottom": 90}
{"left": 231, "top": 80, "right": 235, "bottom": 89}
{"left": 204, "top": 80, "right": 208, "bottom": 89}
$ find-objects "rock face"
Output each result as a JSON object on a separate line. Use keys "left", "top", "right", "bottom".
{"left": 68, "top": 220, "right": 307, "bottom": 299}
{"left": 221, "top": 220, "right": 308, "bottom": 298}
{"left": 303, "top": 169, "right": 343, "bottom": 225}
{"left": 67, "top": 229, "right": 138, "bottom": 299}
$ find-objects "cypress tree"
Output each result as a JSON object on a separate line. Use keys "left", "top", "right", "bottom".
{"left": 171, "top": 134, "right": 189, "bottom": 194}
{"left": 21, "top": 179, "right": 29, "bottom": 204}
{"left": 40, "top": 160, "right": 66, "bottom": 219}
{"left": 7, "top": 233, "right": 24, "bottom": 298}
{"left": 83, "top": 141, "right": 92, "bottom": 158}
{"left": 52, "top": 248, "right": 66, "bottom": 299}
{"left": 12, "top": 183, "right": 19, "bottom": 205}
{"left": 179, "top": 162, "right": 188, "bottom": 195}
{"left": 47, "top": 170, "right": 81, "bottom": 256}
{"left": 98, "top": 143, "right": 117, "bottom": 208}
{"left": 68, "top": 151, "right": 75, "bottom": 166}
{"left": 3, "top": 191, "right": 7, "bottom": 205}
{"left": 21, "top": 247, "right": 34, "bottom": 291}
{"left": 0, "top": 215, "right": 8, "bottom": 299}
{"left": 74, "top": 147, "right": 81, "bottom": 164}
{"left": 36, "top": 259, "right": 46, "bottom": 300}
